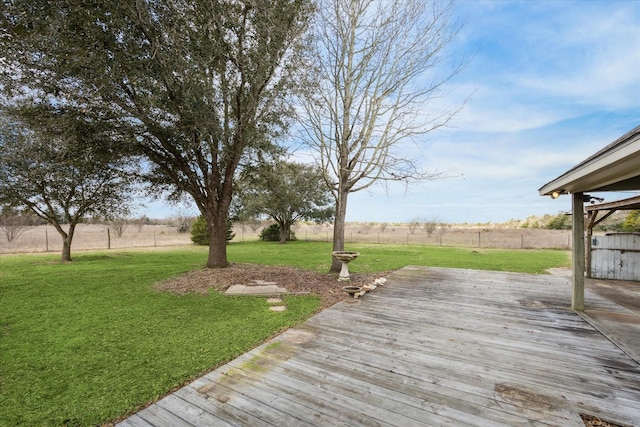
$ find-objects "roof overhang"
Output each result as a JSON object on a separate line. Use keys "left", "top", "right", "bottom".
{"left": 538, "top": 124, "right": 640, "bottom": 310}
{"left": 539, "top": 125, "right": 640, "bottom": 196}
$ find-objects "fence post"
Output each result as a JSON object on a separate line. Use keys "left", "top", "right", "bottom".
{"left": 478, "top": 231, "right": 481, "bottom": 247}
{"left": 107, "top": 228, "right": 111, "bottom": 249}
{"left": 45, "top": 229, "right": 49, "bottom": 252}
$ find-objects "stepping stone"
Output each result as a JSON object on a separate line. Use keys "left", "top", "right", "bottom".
{"left": 243, "top": 285, "right": 278, "bottom": 295}
{"left": 225, "top": 284, "right": 246, "bottom": 295}
{"left": 269, "top": 305, "right": 287, "bottom": 312}
{"left": 267, "top": 297, "right": 283, "bottom": 304}
{"left": 241, "top": 285, "right": 264, "bottom": 294}
{"left": 251, "top": 280, "right": 277, "bottom": 286}
{"left": 225, "top": 285, "right": 288, "bottom": 296}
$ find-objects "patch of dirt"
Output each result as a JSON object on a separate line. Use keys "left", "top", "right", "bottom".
{"left": 494, "top": 383, "right": 553, "bottom": 411}
{"left": 154, "top": 263, "right": 391, "bottom": 309}
{"left": 581, "top": 414, "right": 626, "bottom": 427}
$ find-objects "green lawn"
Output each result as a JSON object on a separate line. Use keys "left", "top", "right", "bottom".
{"left": 0, "top": 243, "right": 570, "bottom": 426}
{"left": 227, "top": 240, "right": 571, "bottom": 274}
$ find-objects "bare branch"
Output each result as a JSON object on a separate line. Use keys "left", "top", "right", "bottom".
{"left": 298, "top": 0, "right": 466, "bottom": 267}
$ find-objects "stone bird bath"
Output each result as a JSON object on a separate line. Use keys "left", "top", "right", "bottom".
{"left": 331, "top": 251, "right": 360, "bottom": 282}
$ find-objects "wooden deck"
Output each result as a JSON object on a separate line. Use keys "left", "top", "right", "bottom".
{"left": 118, "top": 267, "right": 640, "bottom": 426}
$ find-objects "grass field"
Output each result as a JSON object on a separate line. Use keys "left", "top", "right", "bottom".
{"left": 0, "top": 243, "right": 570, "bottom": 426}
{"left": 227, "top": 241, "right": 571, "bottom": 274}
{"left": 0, "top": 222, "right": 575, "bottom": 255}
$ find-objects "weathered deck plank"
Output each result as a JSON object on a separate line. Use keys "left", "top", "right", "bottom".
{"left": 118, "top": 266, "right": 640, "bottom": 426}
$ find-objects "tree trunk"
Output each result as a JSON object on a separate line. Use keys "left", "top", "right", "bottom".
{"left": 206, "top": 213, "right": 229, "bottom": 268}
{"left": 61, "top": 237, "right": 72, "bottom": 262}
{"left": 330, "top": 189, "right": 349, "bottom": 272}
{"left": 278, "top": 223, "right": 289, "bottom": 244}
{"left": 60, "top": 223, "right": 76, "bottom": 262}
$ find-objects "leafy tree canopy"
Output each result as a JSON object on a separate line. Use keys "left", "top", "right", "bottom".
{"left": 622, "top": 210, "right": 640, "bottom": 232}
{"left": 236, "top": 160, "right": 333, "bottom": 243}
{"left": 0, "top": 105, "right": 138, "bottom": 261}
{"left": 1, "top": 0, "right": 315, "bottom": 267}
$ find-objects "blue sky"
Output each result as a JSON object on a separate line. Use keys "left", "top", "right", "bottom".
{"left": 344, "top": 0, "right": 640, "bottom": 224}
{"left": 140, "top": 0, "right": 640, "bottom": 224}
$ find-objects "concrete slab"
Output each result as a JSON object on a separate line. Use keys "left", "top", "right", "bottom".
{"left": 582, "top": 309, "right": 640, "bottom": 363}
{"left": 225, "top": 284, "right": 287, "bottom": 296}
{"left": 251, "top": 280, "right": 277, "bottom": 285}
{"left": 244, "top": 285, "right": 277, "bottom": 294}
{"left": 549, "top": 268, "right": 640, "bottom": 364}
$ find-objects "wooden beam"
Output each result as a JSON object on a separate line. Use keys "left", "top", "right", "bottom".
{"left": 572, "top": 192, "right": 585, "bottom": 311}
{"left": 585, "top": 195, "right": 640, "bottom": 212}
{"left": 588, "top": 209, "right": 616, "bottom": 229}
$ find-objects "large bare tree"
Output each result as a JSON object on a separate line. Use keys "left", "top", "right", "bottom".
{"left": 300, "top": 0, "right": 464, "bottom": 271}
{"left": 1, "top": 0, "right": 313, "bottom": 268}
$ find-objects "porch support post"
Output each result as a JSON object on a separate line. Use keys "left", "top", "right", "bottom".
{"left": 572, "top": 192, "right": 585, "bottom": 311}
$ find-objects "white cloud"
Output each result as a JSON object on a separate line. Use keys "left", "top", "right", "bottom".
{"left": 450, "top": 91, "right": 574, "bottom": 133}
{"left": 447, "top": 1, "right": 640, "bottom": 134}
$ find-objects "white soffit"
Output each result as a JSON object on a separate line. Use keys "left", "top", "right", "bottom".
{"left": 539, "top": 125, "right": 640, "bottom": 196}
